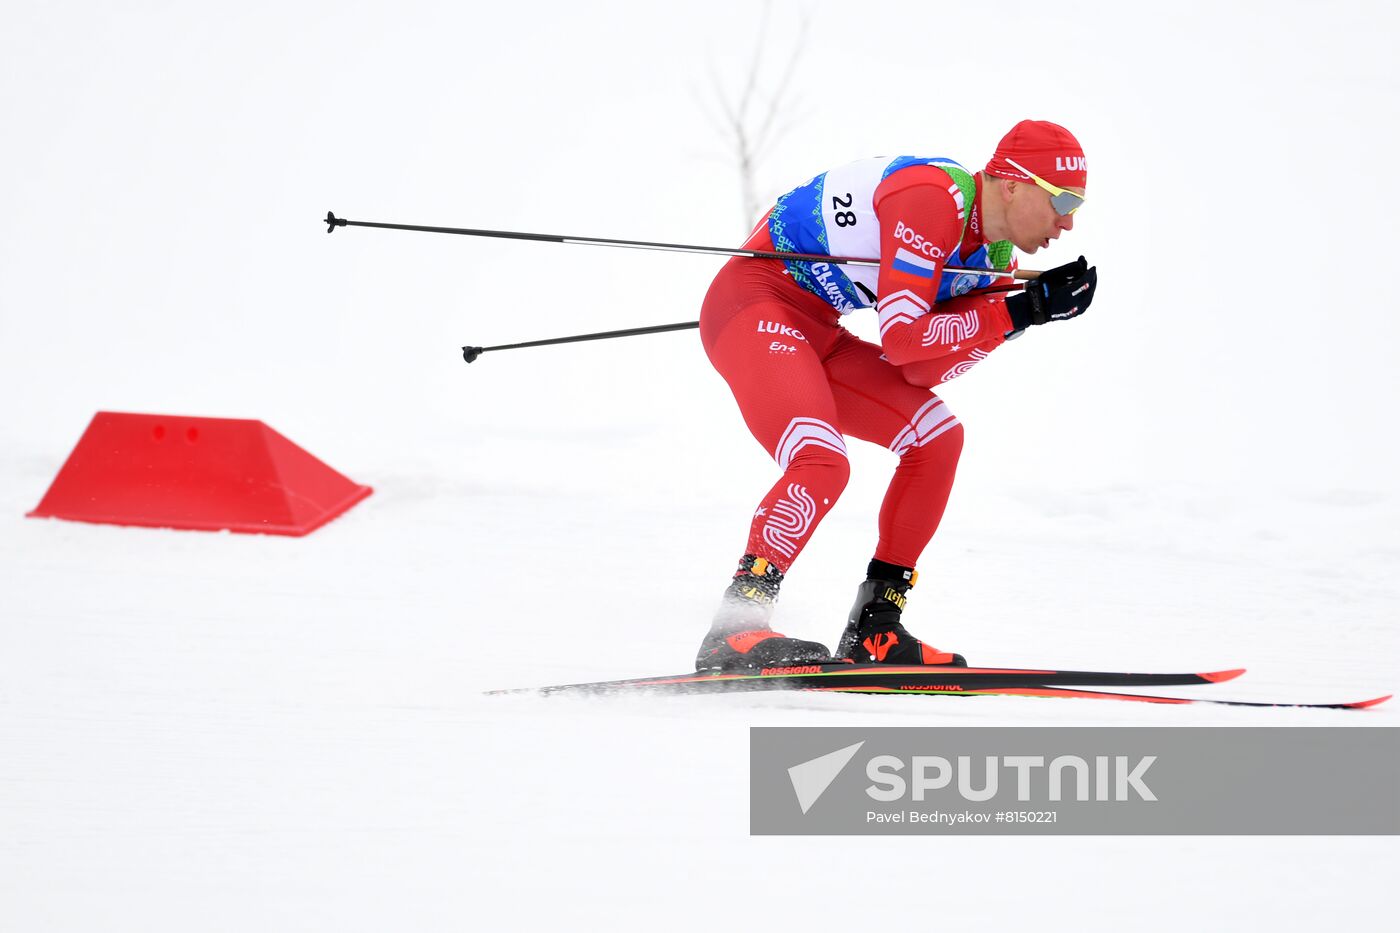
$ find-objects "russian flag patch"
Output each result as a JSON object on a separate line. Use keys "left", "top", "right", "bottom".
{"left": 892, "top": 247, "right": 938, "bottom": 279}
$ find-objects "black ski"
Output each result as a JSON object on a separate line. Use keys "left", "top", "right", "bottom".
{"left": 937, "top": 685, "right": 1392, "bottom": 709}
{"left": 487, "top": 664, "right": 1390, "bottom": 709}
{"left": 487, "top": 662, "right": 1247, "bottom": 697}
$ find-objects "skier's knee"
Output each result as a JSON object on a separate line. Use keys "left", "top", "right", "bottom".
{"left": 774, "top": 417, "right": 850, "bottom": 495}
{"left": 892, "top": 401, "right": 963, "bottom": 462}
{"left": 786, "top": 444, "right": 851, "bottom": 500}
{"left": 940, "top": 420, "right": 965, "bottom": 460}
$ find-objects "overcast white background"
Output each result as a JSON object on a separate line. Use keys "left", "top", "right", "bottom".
{"left": 3, "top": 2, "right": 1397, "bottom": 930}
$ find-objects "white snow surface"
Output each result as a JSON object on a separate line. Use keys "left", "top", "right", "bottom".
{"left": 3, "top": 2, "right": 1398, "bottom": 931}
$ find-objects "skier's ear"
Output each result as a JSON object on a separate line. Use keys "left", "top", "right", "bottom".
{"left": 988, "top": 174, "right": 1016, "bottom": 205}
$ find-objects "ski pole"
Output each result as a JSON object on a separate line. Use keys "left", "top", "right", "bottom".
{"left": 462, "top": 321, "right": 699, "bottom": 363}
{"left": 325, "top": 212, "right": 1040, "bottom": 281}
{"left": 459, "top": 283, "right": 1024, "bottom": 363}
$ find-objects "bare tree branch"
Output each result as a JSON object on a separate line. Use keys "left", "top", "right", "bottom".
{"left": 749, "top": 12, "right": 809, "bottom": 161}
{"left": 697, "top": 0, "right": 812, "bottom": 230}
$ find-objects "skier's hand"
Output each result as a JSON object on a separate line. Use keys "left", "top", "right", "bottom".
{"left": 1005, "top": 256, "right": 1097, "bottom": 331}
{"left": 1037, "top": 256, "right": 1090, "bottom": 292}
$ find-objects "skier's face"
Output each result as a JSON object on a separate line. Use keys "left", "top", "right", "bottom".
{"left": 1003, "top": 179, "right": 1081, "bottom": 254}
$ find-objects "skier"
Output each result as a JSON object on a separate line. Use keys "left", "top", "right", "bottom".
{"left": 696, "top": 119, "right": 1097, "bottom": 672}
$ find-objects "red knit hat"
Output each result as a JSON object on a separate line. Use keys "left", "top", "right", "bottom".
{"left": 984, "top": 120, "right": 1087, "bottom": 189}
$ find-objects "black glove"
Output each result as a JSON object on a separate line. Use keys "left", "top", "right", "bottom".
{"left": 1005, "top": 256, "right": 1097, "bottom": 331}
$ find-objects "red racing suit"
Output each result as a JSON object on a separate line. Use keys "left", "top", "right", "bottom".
{"left": 701, "top": 159, "right": 1018, "bottom": 573}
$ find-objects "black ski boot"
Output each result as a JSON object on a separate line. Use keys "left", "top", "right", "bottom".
{"left": 695, "top": 555, "right": 833, "bottom": 672}
{"left": 834, "top": 560, "right": 966, "bottom": 666}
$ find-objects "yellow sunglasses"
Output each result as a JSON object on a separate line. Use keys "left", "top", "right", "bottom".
{"left": 1004, "top": 157, "right": 1085, "bottom": 216}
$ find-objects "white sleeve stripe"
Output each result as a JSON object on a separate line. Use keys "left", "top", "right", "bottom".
{"left": 876, "top": 288, "right": 931, "bottom": 313}
{"left": 878, "top": 308, "right": 922, "bottom": 339}
{"left": 877, "top": 292, "right": 932, "bottom": 339}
